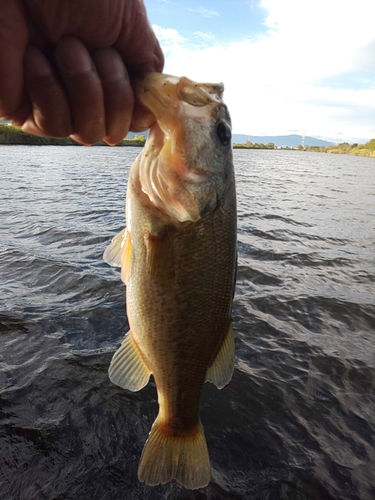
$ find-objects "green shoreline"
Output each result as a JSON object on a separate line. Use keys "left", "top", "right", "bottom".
{"left": 0, "top": 124, "right": 146, "bottom": 147}
{"left": 0, "top": 124, "right": 374, "bottom": 157}
{"left": 233, "top": 140, "right": 375, "bottom": 157}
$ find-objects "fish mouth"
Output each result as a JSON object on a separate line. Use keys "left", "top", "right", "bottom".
{"left": 134, "top": 74, "right": 223, "bottom": 183}
{"left": 134, "top": 73, "right": 231, "bottom": 223}
{"left": 134, "top": 73, "right": 224, "bottom": 109}
{"left": 133, "top": 73, "right": 224, "bottom": 136}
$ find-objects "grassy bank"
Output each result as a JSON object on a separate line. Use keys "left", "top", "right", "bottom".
{"left": 0, "top": 124, "right": 146, "bottom": 147}
{"left": 304, "top": 139, "right": 375, "bottom": 157}
{"left": 234, "top": 139, "right": 375, "bottom": 157}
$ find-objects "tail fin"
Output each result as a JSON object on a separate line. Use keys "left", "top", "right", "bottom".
{"left": 138, "top": 417, "right": 210, "bottom": 489}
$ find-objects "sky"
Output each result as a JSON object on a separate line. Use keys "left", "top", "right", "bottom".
{"left": 143, "top": 0, "right": 375, "bottom": 143}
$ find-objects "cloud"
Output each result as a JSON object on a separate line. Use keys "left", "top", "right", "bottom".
{"left": 152, "top": 24, "right": 187, "bottom": 50}
{"left": 188, "top": 7, "right": 219, "bottom": 18}
{"left": 192, "top": 31, "right": 215, "bottom": 42}
{"left": 259, "top": 0, "right": 375, "bottom": 80}
{"left": 152, "top": 0, "right": 375, "bottom": 141}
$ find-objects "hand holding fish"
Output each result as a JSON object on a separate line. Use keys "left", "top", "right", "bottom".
{"left": 0, "top": 0, "right": 163, "bottom": 145}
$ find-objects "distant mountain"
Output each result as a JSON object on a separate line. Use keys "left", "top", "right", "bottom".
{"left": 127, "top": 131, "right": 335, "bottom": 147}
{"left": 232, "top": 134, "right": 334, "bottom": 147}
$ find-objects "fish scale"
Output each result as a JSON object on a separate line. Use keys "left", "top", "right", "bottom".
{"left": 129, "top": 191, "right": 236, "bottom": 423}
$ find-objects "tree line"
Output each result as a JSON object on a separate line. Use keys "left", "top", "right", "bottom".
{"left": 233, "top": 138, "right": 375, "bottom": 157}
{"left": 233, "top": 141, "right": 275, "bottom": 150}
{"left": 0, "top": 124, "right": 146, "bottom": 146}
{"left": 302, "top": 140, "right": 375, "bottom": 157}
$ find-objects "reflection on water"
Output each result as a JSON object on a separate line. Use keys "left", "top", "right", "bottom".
{"left": 0, "top": 146, "right": 374, "bottom": 499}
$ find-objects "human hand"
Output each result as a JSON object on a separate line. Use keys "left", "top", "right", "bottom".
{"left": 0, "top": 0, "right": 164, "bottom": 145}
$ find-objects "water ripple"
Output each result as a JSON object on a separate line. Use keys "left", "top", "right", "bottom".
{"left": 0, "top": 146, "right": 374, "bottom": 499}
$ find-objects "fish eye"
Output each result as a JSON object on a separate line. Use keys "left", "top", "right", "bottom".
{"left": 216, "top": 121, "right": 231, "bottom": 146}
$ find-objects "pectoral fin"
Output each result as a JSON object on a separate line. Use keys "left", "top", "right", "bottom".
{"left": 206, "top": 323, "right": 235, "bottom": 389}
{"left": 109, "top": 332, "right": 151, "bottom": 392}
{"left": 103, "top": 228, "right": 132, "bottom": 284}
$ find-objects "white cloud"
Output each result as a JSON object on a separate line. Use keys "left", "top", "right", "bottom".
{"left": 152, "top": 24, "right": 187, "bottom": 52}
{"left": 192, "top": 31, "right": 215, "bottom": 42}
{"left": 152, "top": 0, "right": 375, "bottom": 141}
{"left": 259, "top": 0, "right": 375, "bottom": 79}
{"left": 188, "top": 7, "right": 220, "bottom": 18}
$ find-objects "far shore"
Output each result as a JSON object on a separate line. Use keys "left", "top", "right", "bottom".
{"left": 0, "top": 124, "right": 373, "bottom": 157}
{"left": 0, "top": 124, "right": 146, "bottom": 148}
{"left": 233, "top": 140, "right": 375, "bottom": 157}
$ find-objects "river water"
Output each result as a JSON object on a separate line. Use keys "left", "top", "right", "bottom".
{"left": 0, "top": 146, "right": 374, "bottom": 500}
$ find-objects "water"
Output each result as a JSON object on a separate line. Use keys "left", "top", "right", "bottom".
{"left": 0, "top": 146, "right": 374, "bottom": 500}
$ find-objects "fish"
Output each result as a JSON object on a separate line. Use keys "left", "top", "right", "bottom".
{"left": 103, "top": 73, "right": 237, "bottom": 489}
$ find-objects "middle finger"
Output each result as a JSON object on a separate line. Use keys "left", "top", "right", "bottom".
{"left": 55, "top": 36, "right": 105, "bottom": 145}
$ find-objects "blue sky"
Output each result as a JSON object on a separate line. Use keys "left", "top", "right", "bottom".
{"left": 145, "top": 0, "right": 268, "bottom": 43}
{"left": 144, "top": 0, "right": 375, "bottom": 143}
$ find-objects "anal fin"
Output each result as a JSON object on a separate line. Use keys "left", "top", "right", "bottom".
{"left": 206, "top": 322, "right": 235, "bottom": 389}
{"left": 109, "top": 331, "right": 151, "bottom": 391}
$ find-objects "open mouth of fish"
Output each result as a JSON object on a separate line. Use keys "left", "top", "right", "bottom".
{"left": 133, "top": 73, "right": 233, "bottom": 223}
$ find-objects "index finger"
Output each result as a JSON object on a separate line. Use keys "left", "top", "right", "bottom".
{"left": 114, "top": 2, "right": 164, "bottom": 132}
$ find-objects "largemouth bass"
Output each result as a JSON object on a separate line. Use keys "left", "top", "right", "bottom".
{"left": 104, "top": 73, "right": 237, "bottom": 489}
